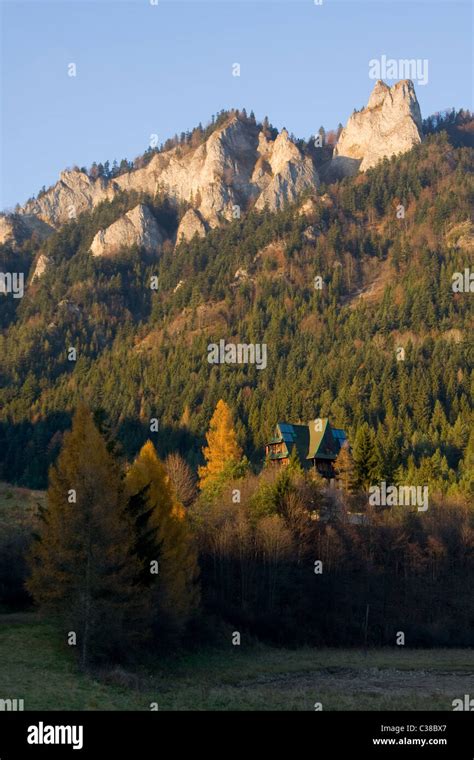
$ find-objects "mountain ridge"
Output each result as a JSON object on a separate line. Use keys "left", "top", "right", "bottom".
{"left": 3, "top": 79, "right": 428, "bottom": 258}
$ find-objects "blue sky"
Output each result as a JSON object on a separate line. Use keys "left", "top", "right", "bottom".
{"left": 1, "top": 0, "right": 472, "bottom": 210}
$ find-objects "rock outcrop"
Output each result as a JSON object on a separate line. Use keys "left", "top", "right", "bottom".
{"left": 176, "top": 208, "right": 207, "bottom": 245}
{"left": 446, "top": 220, "right": 474, "bottom": 252}
{"left": 13, "top": 84, "right": 423, "bottom": 237}
{"left": 22, "top": 172, "right": 114, "bottom": 229}
{"left": 0, "top": 213, "right": 53, "bottom": 248}
{"left": 255, "top": 129, "right": 319, "bottom": 211}
{"left": 90, "top": 204, "right": 164, "bottom": 257}
{"left": 18, "top": 115, "right": 319, "bottom": 234}
{"left": 31, "top": 253, "right": 50, "bottom": 281}
{"left": 332, "top": 79, "right": 422, "bottom": 176}
{"left": 0, "top": 215, "right": 18, "bottom": 247}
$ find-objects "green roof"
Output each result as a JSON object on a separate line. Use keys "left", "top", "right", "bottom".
{"left": 269, "top": 419, "right": 347, "bottom": 462}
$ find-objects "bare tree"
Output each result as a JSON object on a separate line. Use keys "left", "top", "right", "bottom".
{"left": 165, "top": 453, "right": 197, "bottom": 507}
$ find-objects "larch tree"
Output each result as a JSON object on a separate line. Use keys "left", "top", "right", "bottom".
{"left": 198, "top": 399, "right": 243, "bottom": 491}
{"left": 126, "top": 441, "right": 200, "bottom": 636}
{"left": 27, "top": 404, "right": 141, "bottom": 668}
{"left": 334, "top": 442, "right": 355, "bottom": 494}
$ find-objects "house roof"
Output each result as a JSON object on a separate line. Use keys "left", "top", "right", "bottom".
{"left": 269, "top": 419, "right": 347, "bottom": 462}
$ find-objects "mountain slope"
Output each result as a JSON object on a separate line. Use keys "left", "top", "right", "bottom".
{"left": 0, "top": 128, "right": 472, "bottom": 491}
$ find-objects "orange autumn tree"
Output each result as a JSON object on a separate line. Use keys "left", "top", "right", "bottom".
{"left": 126, "top": 441, "right": 200, "bottom": 635}
{"left": 198, "top": 399, "right": 243, "bottom": 491}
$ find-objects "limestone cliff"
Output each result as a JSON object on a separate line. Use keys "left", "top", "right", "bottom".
{"left": 176, "top": 208, "right": 207, "bottom": 245}
{"left": 0, "top": 213, "right": 53, "bottom": 248}
{"left": 332, "top": 80, "right": 422, "bottom": 175}
{"left": 90, "top": 204, "right": 164, "bottom": 257}
{"left": 15, "top": 85, "right": 423, "bottom": 237}
{"left": 31, "top": 253, "right": 50, "bottom": 281}
{"left": 18, "top": 115, "right": 319, "bottom": 233}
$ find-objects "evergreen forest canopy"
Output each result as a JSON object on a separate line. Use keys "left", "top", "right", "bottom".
{"left": 0, "top": 113, "right": 473, "bottom": 497}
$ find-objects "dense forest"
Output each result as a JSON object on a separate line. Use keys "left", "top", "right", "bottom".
{"left": 0, "top": 111, "right": 473, "bottom": 657}
{"left": 1, "top": 119, "right": 472, "bottom": 497}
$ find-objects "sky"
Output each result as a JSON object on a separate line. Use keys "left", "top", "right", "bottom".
{"left": 1, "top": 0, "right": 472, "bottom": 211}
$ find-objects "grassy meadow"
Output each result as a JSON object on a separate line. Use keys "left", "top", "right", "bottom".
{"left": 0, "top": 615, "right": 472, "bottom": 711}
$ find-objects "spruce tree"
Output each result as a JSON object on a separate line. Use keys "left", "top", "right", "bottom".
{"left": 352, "top": 423, "right": 381, "bottom": 491}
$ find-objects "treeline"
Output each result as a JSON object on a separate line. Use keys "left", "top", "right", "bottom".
{"left": 4, "top": 399, "right": 471, "bottom": 669}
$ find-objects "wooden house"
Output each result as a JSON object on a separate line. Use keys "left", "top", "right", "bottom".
{"left": 265, "top": 419, "right": 347, "bottom": 478}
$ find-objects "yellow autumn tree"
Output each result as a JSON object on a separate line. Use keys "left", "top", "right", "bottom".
{"left": 198, "top": 399, "right": 243, "bottom": 491}
{"left": 27, "top": 405, "right": 141, "bottom": 668}
{"left": 126, "top": 441, "right": 200, "bottom": 635}
{"left": 334, "top": 443, "right": 356, "bottom": 494}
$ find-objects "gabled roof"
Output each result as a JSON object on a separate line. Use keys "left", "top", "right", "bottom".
{"left": 270, "top": 419, "right": 347, "bottom": 462}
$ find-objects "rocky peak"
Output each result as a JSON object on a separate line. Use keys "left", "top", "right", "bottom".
{"left": 332, "top": 79, "right": 422, "bottom": 175}
{"left": 16, "top": 114, "right": 319, "bottom": 237}
{"left": 367, "top": 79, "right": 390, "bottom": 108}
{"left": 22, "top": 169, "right": 114, "bottom": 228}
{"left": 176, "top": 208, "right": 207, "bottom": 246}
{"left": 268, "top": 128, "right": 302, "bottom": 175}
{"left": 90, "top": 204, "right": 164, "bottom": 257}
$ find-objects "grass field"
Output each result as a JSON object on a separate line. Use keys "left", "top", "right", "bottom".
{"left": 0, "top": 481, "right": 45, "bottom": 528}
{"left": 0, "top": 614, "right": 473, "bottom": 711}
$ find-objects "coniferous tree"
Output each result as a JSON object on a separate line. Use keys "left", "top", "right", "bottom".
{"left": 334, "top": 442, "right": 355, "bottom": 493}
{"left": 352, "top": 423, "right": 380, "bottom": 491}
{"left": 27, "top": 405, "right": 141, "bottom": 668}
{"left": 460, "top": 426, "right": 474, "bottom": 496}
{"left": 126, "top": 441, "right": 200, "bottom": 635}
{"left": 198, "top": 399, "right": 243, "bottom": 491}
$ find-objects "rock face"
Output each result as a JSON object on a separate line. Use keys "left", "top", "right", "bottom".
{"left": 18, "top": 115, "right": 319, "bottom": 232}
{"left": 22, "top": 172, "right": 114, "bottom": 230}
{"left": 0, "top": 213, "right": 53, "bottom": 248}
{"left": 332, "top": 79, "right": 422, "bottom": 175}
{"left": 14, "top": 85, "right": 422, "bottom": 237}
{"left": 176, "top": 208, "right": 207, "bottom": 245}
{"left": 0, "top": 215, "right": 18, "bottom": 247}
{"left": 31, "top": 253, "right": 50, "bottom": 281}
{"left": 446, "top": 220, "right": 474, "bottom": 252}
{"left": 90, "top": 204, "right": 164, "bottom": 257}
{"left": 254, "top": 129, "right": 319, "bottom": 211}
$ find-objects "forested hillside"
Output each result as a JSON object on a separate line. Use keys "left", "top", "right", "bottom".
{"left": 0, "top": 126, "right": 473, "bottom": 495}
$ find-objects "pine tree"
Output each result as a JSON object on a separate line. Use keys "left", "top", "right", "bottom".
{"left": 198, "top": 399, "right": 243, "bottom": 490}
{"left": 27, "top": 405, "right": 141, "bottom": 668}
{"left": 352, "top": 423, "right": 380, "bottom": 491}
{"left": 126, "top": 441, "right": 200, "bottom": 635}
